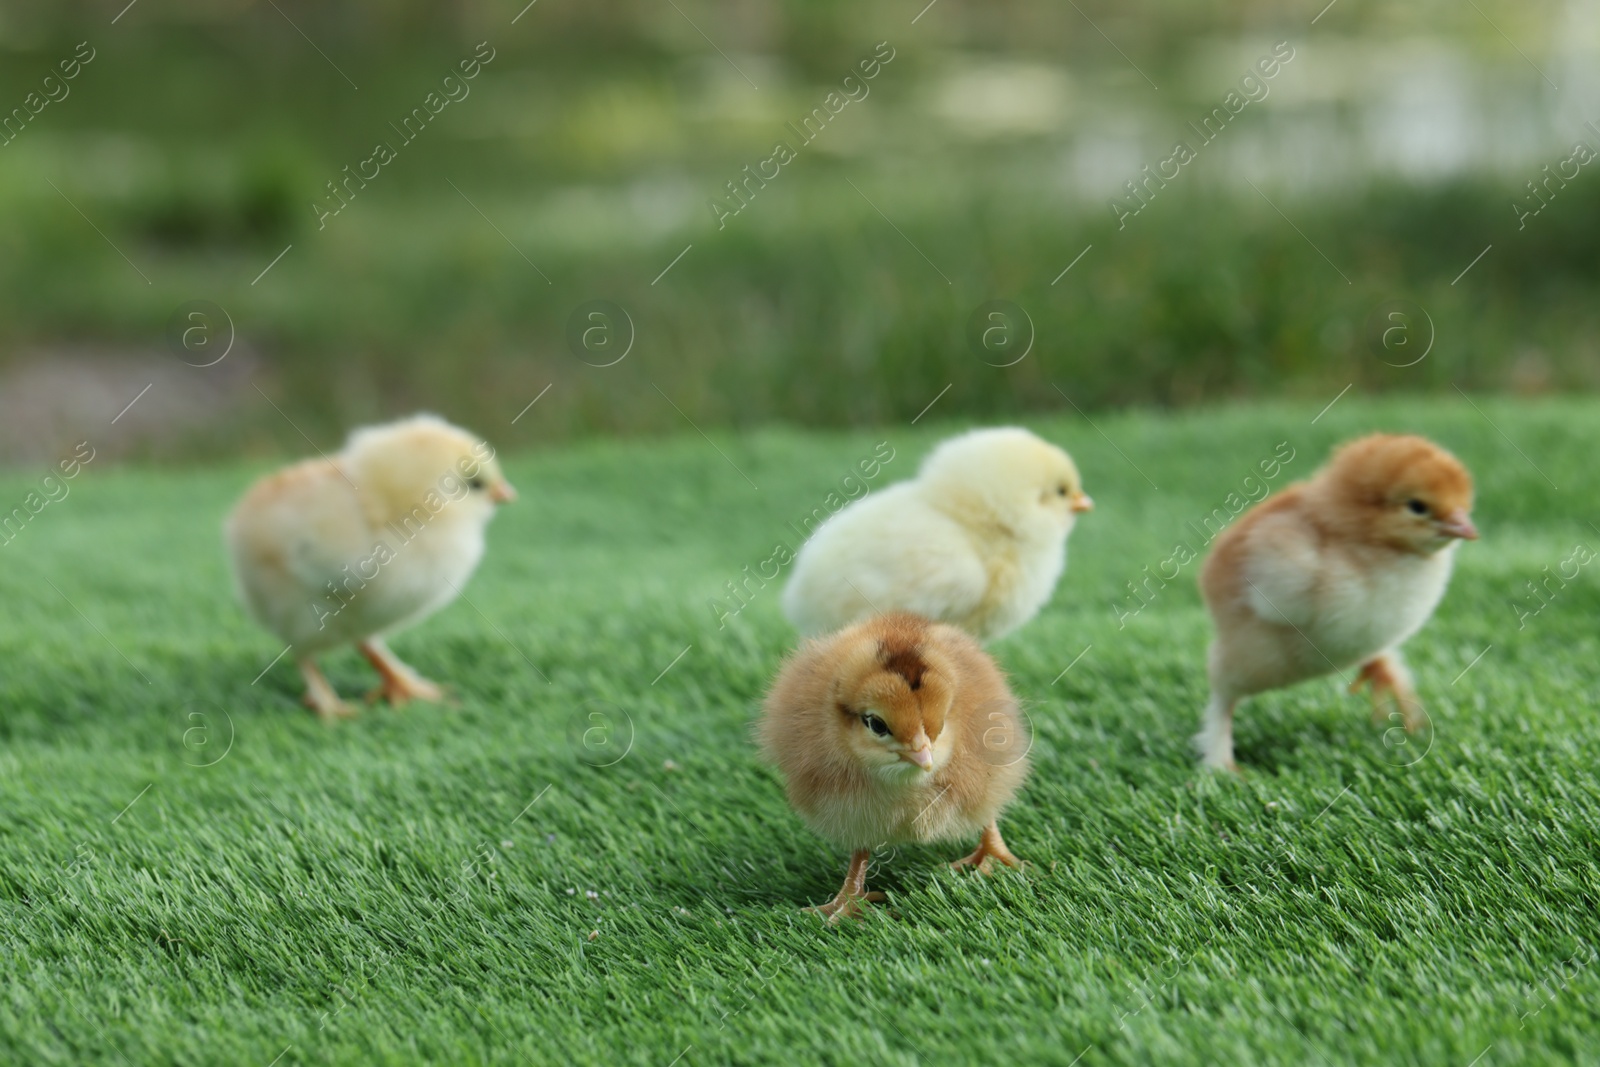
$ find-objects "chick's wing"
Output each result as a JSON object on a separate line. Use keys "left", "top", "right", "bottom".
{"left": 1236, "top": 505, "right": 1323, "bottom": 631}
{"left": 232, "top": 461, "right": 378, "bottom": 605}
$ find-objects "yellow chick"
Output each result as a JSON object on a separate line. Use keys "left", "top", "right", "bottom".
{"left": 781, "top": 428, "right": 1092, "bottom": 642}
{"left": 1197, "top": 433, "right": 1477, "bottom": 770}
{"left": 758, "top": 612, "right": 1031, "bottom": 922}
{"left": 225, "top": 413, "right": 516, "bottom": 718}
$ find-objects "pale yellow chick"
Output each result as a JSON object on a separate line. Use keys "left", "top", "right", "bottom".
{"left": 225, "top": 413, "right": 515, "bottom": 718}
{"left": 1197, "top": 433, "right": 1477, "bottom": 770}
{"left": 781, "top": 428, "right": 1092, "bottom": 642}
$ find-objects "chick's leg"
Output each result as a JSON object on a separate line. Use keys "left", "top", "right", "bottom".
{"left": 951, "top": 822, "right": 1023, "bottom": 873}
{"left": 804, "top": 849, "right": 885, "bottom": 923}
{"left": 298, "top": 657, "right": 356, "bottom": 720}
{"left": 359, "top": 638, "right": 446, "bottom": 706}
{"left": 1351, "top": 653, "right": 1426, "bottom": 733}
{"left": 1195, "top": 692, "right": 1239, "bottom": 773}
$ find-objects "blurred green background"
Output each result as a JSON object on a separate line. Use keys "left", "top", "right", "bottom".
{"left": 0, "top": 0, "right": 1596, "bottom": 460}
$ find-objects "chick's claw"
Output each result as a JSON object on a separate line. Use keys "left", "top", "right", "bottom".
{"left": 359, "top": 640, "right": 447, "bottom": 707}
{"left": 808, "top": 848, "right": 887, "bottom": 924}
{"left": 299, "top": 659, "right": 358, "bottom": 721}
{"left": 804, "top": 890, "right": 887, "bottom": 924}
{"left": 303, "top": 692, "right": 358, "bottom": 721}
{"left": 363, "top": 675, "right": 448, "bottom": 707}
{"left": 950, "top": 823, "right": 1023, "bottom": 874}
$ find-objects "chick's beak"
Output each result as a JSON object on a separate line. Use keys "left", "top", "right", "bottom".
{"left": 1071, "top": 492, "right": 1094, "bottom": 513}
{"left": 1437, "top": 510, "right": 1478, "bottom": 541}
{"left": 489, "top": 480, "right": 517, "bottom": 504}
{"left": 902, "top": 733, "right": 933, "bottom": 771}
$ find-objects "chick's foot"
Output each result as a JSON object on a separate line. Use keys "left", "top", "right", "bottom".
{"left": 951, "top": 823, "right": 1023, "bottom": 873}
{"left": 359, "top": 640, "right": 447, "bottom": 706}
{"left": 1351, "top": 655, "right": 1427, "bottom": 733}
{"left": 806, "top": 890, "right": 887, "bottom": 923}
{"left": 1196, "top": 694, "right": 1240, "bottom": 774}
{"left": 806, "top": 849, "right": 886, "bottom": 924}
{"left": 299, "top": 658, "right": 357, "bottom": 721}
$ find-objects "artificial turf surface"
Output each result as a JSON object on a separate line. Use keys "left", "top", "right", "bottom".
{"left": 2, "top": 396, "right": 1598, "bottom": 1066}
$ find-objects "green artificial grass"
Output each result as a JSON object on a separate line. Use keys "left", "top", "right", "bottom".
{"left": 2, "top": 396, "right": 1598, "bottom": 1065}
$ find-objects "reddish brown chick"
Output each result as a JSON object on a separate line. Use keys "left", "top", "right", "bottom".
{"left": 1197, "top": 433, "right": 1477, "bottom": 770}
{"left": 758, "top": 612, "right": 1030, "bottom": 921}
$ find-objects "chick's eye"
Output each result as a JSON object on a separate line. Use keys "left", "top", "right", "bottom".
{"left": 1057, "top": 485, "right": 1069, "bottom": 497}
{"left": 861, "top": 714, "right": 890, "bottom": 737}
{"left": 468, "top": 477, "right": 486, "bottom": 491}
{"left": 1406, "top": 499, "right": 1428, "bottom": 515}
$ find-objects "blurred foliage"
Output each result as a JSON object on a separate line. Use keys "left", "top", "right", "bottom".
{"left": 0, "top": 0, "right": 1591, "bottom": 456}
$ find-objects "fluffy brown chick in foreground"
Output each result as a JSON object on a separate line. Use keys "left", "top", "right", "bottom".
{"left": 1198, "top": 433, "right": 1477, "bottom": 771}
{"left": 758, "top": 612, "right": 1030, "bottom": 922}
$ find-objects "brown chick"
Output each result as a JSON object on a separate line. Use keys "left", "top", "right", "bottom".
{"left": 1197, "top": 433, "right": 1477, "bottom": 771}
{"left": 758, "top": 612, "right": 1031, "bottom": 922}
